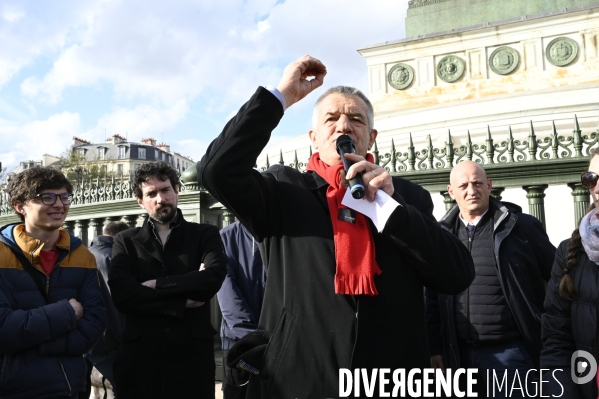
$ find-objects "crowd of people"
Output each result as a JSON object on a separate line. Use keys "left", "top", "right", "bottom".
{"left": 0, "top": 55, "right": 598, "bottom": 399}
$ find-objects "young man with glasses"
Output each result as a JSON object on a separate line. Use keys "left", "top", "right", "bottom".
{"left": 0, "top": 166, "right": 106, "bottom": 399}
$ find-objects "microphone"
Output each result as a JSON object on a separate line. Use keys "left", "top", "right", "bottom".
{"left": 336, "top": 135, "right": 365, "bottom": 199}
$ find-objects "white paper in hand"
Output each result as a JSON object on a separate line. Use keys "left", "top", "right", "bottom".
{"left": 341, "top": 189, "right": 402, "bottom": 232}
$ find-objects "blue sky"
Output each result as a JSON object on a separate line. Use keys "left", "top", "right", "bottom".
{"left": 0, "top": 0, "right": 408, "bottom": 175}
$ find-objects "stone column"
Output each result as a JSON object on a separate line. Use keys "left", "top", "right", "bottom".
{"left": 440, "top": 191, "right": 456, "bottom": 213}
{"left": 568, "top": 183, "right": 591, "bottom": 226}
{"left": 90, "top": 218, "right": 105, "bottom": 239}
{"left": 490, "top": 187, "right": 505, "bottom": 201}
{"left": 222, "top": 209, "right": 236, "bottom": 228}
{"left": 75, "top": 219, "right": 90, "bottom": 247}
{"left": 63, "top": 220, "right": 76, "bottom": 235}
{"left": 523, "top": 185, "right": 548, "bottom": 230}
{"left": 124, "top": 214, "right": 140, "bottom": 229}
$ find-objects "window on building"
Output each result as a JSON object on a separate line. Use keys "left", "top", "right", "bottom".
{"left": 117, "top": 164, "right": 123, "bottom": 175}
{"left": 97, "top": 148, "right": 105, "bottom": 160}
{"left": 101, "top": 165, "right": 107, "bottom": 176}
{"left": 78, "top": 149, "right": 85, "bottom": 157}
{"left": 155, "top": 149, "right": 159, "bottom": 159}
{"left": 139, "top": 147, "right": 146, "bottom": 159}
{"left": 118, "top": 146, "right": 126, "bottom": 159}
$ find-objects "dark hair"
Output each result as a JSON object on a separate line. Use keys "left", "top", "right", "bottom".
{"left": 132, "top": 162, "right": 180, "bottom": 199}
{"left": 6, "top": 166, "right": 73, "bottom": 222}
{"left": 313, "top": 86, "right": 374, "bottom": 130}
{"left": 559, "top": 146, "right": 599, "bottom": 299}
{"left": 103, "top": 221, "right": 130, "bottom": 237}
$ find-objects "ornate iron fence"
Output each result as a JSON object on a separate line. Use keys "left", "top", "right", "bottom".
{"left": 1, "top": 114, "right": 597, "bottom": 228}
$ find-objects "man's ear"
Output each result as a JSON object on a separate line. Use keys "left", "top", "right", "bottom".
{"left": 13, "top": 201, "right": 25, "bottom": 216}
{"left": 447, "top": 185, "right": 455, "bottom": 200}
{"left": 487, "top": 178, "right": 493, "bottom": 191}
{"left": 136, "top": 197, "right": 144, "bottom": 208}
{"left": 368, "top": 129, "right": 378, "bottom": 150}
{"left": 308, "top": 130, "right": 318, "bottom": 150}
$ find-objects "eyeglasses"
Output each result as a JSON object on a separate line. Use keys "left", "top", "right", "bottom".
{"left": 581, "top": 171, "right": 599, "bottom": 189}
{"left": 35, "top": 193, "right": 73, "bottom": 205}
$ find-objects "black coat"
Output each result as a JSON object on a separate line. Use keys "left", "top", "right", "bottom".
{"left": 87, "top": 235, "right": 124, "bottom": 358}
{"left": 197, "top": 87, "right": 475, "bottom": 398}
{"left": 425, "top": 199, "right": 555, "bottom": 369}
{"left": 541, "top": 239, "right": 599, "bottom": 399}
{"left": 108, "top": 210, "right": 226, "bottom": 399}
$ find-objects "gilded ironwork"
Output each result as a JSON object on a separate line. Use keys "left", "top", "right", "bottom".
{"left": 388, "top": 63, "right": 414, "bottom": 90}
{"left": 437, "top": 55, "right": 465, "bottom": 83}
{"left": 489, "top": 46, "right": 519, "bottom": 75}
{"left": 546, "top": 37, "right": 578, "bottom": 67}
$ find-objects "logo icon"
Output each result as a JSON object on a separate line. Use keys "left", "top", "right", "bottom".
{"left": 571, "top": 350, "right": 597, "bottom": 384}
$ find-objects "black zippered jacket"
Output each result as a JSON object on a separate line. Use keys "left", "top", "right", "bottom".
{"left": 198, "top": 87, "right": 475, "bottom": 398}
{"left": 425, "top": 199, "right": 555, "bottom": 369}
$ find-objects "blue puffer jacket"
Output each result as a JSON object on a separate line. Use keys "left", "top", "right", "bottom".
{"left": 0, "top": 223, "right": 106, "bottom": 399}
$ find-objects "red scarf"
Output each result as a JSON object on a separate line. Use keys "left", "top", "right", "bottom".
{"left": 307, "top": 152, "right": 382, "bottom": 295}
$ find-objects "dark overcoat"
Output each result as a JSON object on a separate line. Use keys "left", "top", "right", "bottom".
{"left": 108, "top": 211, "right": 226, "bottom": 399}
{"left": 541, "top": 239, "right": 599, "bottom": 399}
{"left": 87, "top": 235, "right": 124, "bottom": 359}
{"left": 198, "top": 87, "right": 475, "bottom": 398}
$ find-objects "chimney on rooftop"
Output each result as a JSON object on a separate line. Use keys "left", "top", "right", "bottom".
{"left": 157, "top": 142, "right": 170, "bottom": 152}
{"left": 72, "top": 136, "right": 91, "bottom": 146}
{"left": 141, "top": 137, "right": 157, "bottom": 147}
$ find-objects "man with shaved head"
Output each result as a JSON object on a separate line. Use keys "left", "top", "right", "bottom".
{"left": 426, "top": 160, "right": 556, "bottom": 397}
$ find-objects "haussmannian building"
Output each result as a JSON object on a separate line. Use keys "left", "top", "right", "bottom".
{"left": 71, "top": 134, "right": 195, "bottom": 177}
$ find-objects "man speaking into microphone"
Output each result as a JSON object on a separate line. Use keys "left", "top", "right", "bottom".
{"left": 198, "top": 55, "right": 474, "bottom": 398}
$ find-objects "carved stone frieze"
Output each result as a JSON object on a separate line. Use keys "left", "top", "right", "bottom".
{"left": 436, "top": 55, "right": 465, "bottom": 83}
{"left": 388, "top": 63, "right": 414, "bottom": 90}
{"left": 546, "top": 37, "right": 579, "bottom": 67}
{"left": 489, "top": 46, "right": 520, "bottom": 75}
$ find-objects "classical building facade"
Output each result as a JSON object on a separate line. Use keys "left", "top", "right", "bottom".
{"left": 253, "top": 1, "right": 599, "bottom": 245}
{"left": 71, "top": 134, "right": 195, "bottom": 177}
{"left": 4, "top": 154, "right": 61, "bottom": 187}
{"left": 359, "top": 1, "right": 598, "bottom": 152}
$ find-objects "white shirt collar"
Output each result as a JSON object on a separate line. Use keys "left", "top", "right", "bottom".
{"left": 459, "top": 208, "right": 489, "bottom": 227}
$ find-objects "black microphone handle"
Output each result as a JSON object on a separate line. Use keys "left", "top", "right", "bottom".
{"left": 340, "top": 150, "right": 366, "bottom": 200}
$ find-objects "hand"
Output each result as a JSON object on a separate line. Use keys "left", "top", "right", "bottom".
{"left": 185, "top": 300, "right": 205, "bottom": 308}
{"left": 276, "top": 55, "right": 327, "bottom": 109}
{"left": 141, "top": 279, "right": 157, "bottom": 289}
{"left": 68, "top": 298, "right": 83, "bottom": 320}
{"left": 430, "top": 355, "right": 445, "bottom": 372}
{"left": 342, "top": 153, "right": 394, "bottom": 201}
